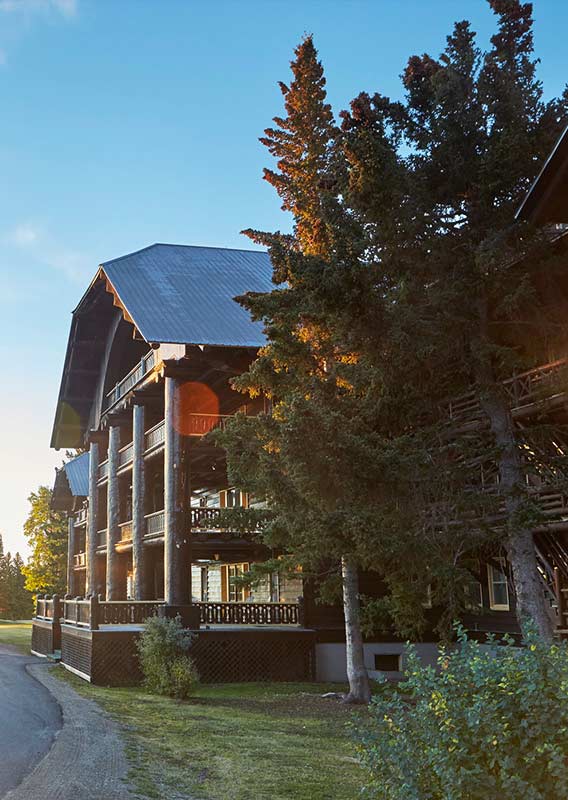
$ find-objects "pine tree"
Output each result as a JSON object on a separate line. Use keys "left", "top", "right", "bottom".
{"left": 22, "top": 486, "right": 68, "bottom": 596}
{"left": 340, "top": 0, "right": 568, "bottom": 638}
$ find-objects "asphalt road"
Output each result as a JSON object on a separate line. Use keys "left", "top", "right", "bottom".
{"left": 0, "top": 645, "right": 61, "bottom": 798}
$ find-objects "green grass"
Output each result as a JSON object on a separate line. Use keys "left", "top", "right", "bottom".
{"left": 0, "top": 620, "right": 32, "bottom": 653}
{"left": 57, "top": 670, "right": 364, "bottom": 800}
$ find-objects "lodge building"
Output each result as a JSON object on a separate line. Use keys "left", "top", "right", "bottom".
{"left": 32, "top": 126, "right": 568, "bottom": 685}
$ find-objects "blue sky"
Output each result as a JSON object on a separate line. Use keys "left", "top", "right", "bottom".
{"left": 0, "top": 0, "right": 566, "bottom": 556}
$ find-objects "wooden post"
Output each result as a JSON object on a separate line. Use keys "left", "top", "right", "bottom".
{"left": 554, "top": 567, "right": 565, "bottom": 630}
{"left": 67, "top": 515, "right": 76, "bottom": 597}
{"left": 52, "top": 593, "right": 61, "bottom": 651}
{"left": 106, "top": 424, "right": 121, "bottom": 600}
{"left": 132, "top": 402, "right": 146, "bottom": 599}
{"left": 89, "top": 594, "right": 99, "bottom": 631}
{"left": 164, "top": 376, "right": 182, "bottom": 606}
{"left": 86, "top": 440, "right": 99, "bottom": 595}
{"left": 163, "top": 374, "right": 197, "bottom": 625}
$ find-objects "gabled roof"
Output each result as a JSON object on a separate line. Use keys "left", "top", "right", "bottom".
{"left": 98, "top": 243, "right": 273, "bottom": 347}
{"left": 51, "top": 243, "right": 274, "bottom": 450}
{"left": 517, "top": 125, "right": 568, "bottom": 224}
{"left": 51, "top": 452, "right": 89, "bottom": 511}
{"left": 64, "top": 452, "right": 90, "bottom": 496}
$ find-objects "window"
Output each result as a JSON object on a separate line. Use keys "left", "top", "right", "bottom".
{"left": 487, "top": 558, "right": 510, "bottom": 611}
{"left": 220, "top": 488, "right": 248, "bottom": 508}
{"left": 464, "top": 561, "right": 483, "bottom": 610}
{"left": 225, "top": 563, "right": 250, "bottom": 603}
{"left": 374, "top": 653, "right": 401, "bottom": 672}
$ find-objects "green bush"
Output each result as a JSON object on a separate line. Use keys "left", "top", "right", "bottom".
{"left": 354, "top": 625, "right": 568, "bottom": 800}
{"left": 137, "top": 615, "right": 199, "bottom": 699}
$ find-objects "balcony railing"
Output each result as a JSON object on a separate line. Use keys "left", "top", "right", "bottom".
{"left": 196, "top": 601, "right": 300, "bottom": 625}
{"left": 97, "top": 529, "right": 107, "bottom": 548}
{"left": 191, "top": 507, "right": 223, "bottom": 529}
{"left": 106, "top": 350, "right": 156, "bottom": 410}
{"left": 73, "top": 552, "right": 87, "bottom": 568}
{"left": 443, "top": 358, "right": 568, "bottom": 423}
{"left": 118, "top": 443, "right": 134, "bottom": 469}
{"left": 145, "top": 510, "right": 165, "bottom": 537}
{"left": 119, "top": 521, "right": 133, "bottom": 542}
{"left": 98, "top": 460, "right": 109, "bottom": 480}
{"left": 74, "top": 507, "right": 88, "bottom": 526}
{"left": 145, "top": 420, "right": 165, "bottom": 451}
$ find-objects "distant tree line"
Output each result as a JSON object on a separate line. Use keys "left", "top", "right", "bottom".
{"left": 0, "top": 535, "right": 33, "bottom": 620}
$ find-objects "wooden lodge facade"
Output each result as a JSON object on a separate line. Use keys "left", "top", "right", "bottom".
{"left": 31, "top": 127, "right": 568, "bottom": 684}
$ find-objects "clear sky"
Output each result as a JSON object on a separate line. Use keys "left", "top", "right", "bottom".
{"left": 0, "top": 0, "right": 566, "bottom": 556}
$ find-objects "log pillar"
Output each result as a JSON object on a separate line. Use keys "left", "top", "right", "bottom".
{"left": 106, "top": 424, "right": 121, "bottom": 600}
{"left": 86, "top": 439, "right": 99, "bottom": 596}
{"left": 132, "top": 402, "right": 146, "bottom": 600}
{"left": 163, "top": 375, "right": 195, "bottom": 620}
{"left": 67, "top": 515, "right": 76, "bottom": 596}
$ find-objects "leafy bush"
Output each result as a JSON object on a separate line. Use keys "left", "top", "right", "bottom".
{"left": 354, "top": 625, "right": 568, "bottom": 799}
{"left": 137, "top": 615, "right": 199, "bottom": 699}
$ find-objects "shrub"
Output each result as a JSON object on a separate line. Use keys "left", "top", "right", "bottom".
{"left": 354, "top": 624, "right": 568, "bottom": 800}
{"left": 137, "top": 615, "right": 199, "bottom": 699}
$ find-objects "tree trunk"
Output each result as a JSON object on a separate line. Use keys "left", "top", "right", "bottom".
{"left": 475, "top": 304, "right": 553, "bottom": 640}
{"left": 341, "top": 556, "right": 371, "bottom": 704}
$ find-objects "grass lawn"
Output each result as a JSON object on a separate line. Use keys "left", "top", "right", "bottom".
{"left": 0, "top": 620, "right": 32, "bottom": 653}
{"left": 57, "top": 670, "right": 365, "bottom": 800}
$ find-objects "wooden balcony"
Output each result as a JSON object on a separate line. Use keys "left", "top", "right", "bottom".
{"left": 443, "top": 358, "right": 568, "bottom": 424}
{"left": 105, "top": 350, "right": 156, "bottom": 411}
{"left": 74, "top": 506, "right": 87, "bottom": 526}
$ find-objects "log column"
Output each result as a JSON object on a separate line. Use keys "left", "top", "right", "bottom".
{"left": 163, "top": 373, "right": 196, "bottom": 627}
{"left": 86, "top": 439, "right": 99, "bottom": 596}
{"left": 164, "top": 376, "right": 183, "bottom": 605}
{"left": 67, "top": 515, "right": 76, "bottom": 596}
{"left": 132, "top": 401, "right": 146, "bottom": 599}
{"left": 106, "top": 424, "right": 121, "bottom": 600}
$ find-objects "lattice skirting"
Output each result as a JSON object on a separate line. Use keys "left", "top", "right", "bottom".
{"left": 32, "top": 619, "right": 58, "bottom": 655}
{"left": 190, "top": 630, "right": 316, "bottom": 683}
{"left": 60, "top": 627, "right": 316, "bottom": 686}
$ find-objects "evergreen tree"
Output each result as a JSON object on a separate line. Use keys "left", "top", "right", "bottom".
{"left": 221, "top": 36, "right": 420, "bottom": 702}
{"left": 22, "top": 486, "right": 67, "bottom": 596}
{"left": 339, "top": 0, "right": 568, "bottom": 638}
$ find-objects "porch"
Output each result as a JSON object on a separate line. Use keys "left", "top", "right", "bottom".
{"left": 31, "top": 596, "right": 315, "bottom": 685}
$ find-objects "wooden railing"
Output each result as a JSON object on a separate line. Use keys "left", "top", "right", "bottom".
{"left": 73, "top": 552, "right": 87, "bottom": 568}
{"left": 97, "top": 529, "right": 107, "bottom": 547}
{"left": 106, "top": 350, "right": 156, "bottom": 410}
{"left": 98, "top": 460, "right": 109, "bottom": 480}
{"left": 443, "top": 358, "right": 568, "bottom": 423}
{"left": 98, "top": 601, "right": 165, "bottom": 625}
{"left": 191, "top": 507, "right": 223, "bottom": 529}
{"left": 51, "top": 597, "right": 302, "bottom": 629}
{"left": 145, "top": 420, "right": 165, "bottom": 451}
{"left": 145, "top": 510, "right": 165, "bottom": 537}
{"left": 62, "top": 597, "right": 92, "bottom": 628}
{"left": 74, "top": 506, "right": 87, "bottom": 526}
{"left": 118, "top": 442, "right": 134, "bottom": 468}
{"left": 195, "top": 601, "right": 301, "bottom": 626}
{"left": 35, "top": 595, "right": 56, "bottom": 620}
{"left": 119, "top": 521, "right": 133, "bottom": 542}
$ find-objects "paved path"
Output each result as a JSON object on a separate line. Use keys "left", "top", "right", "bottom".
{"left": 0, "top": 644, "right": 133, "bottom": 800}
{"left": 0, "top": 645, "right": 61, "bottom": 798}
{"left": 5, "top": 659, "right": 133, "bottom": 800}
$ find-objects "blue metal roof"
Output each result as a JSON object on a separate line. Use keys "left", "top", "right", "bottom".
{"left": 63, "top": 452, "right": 89, "bottom": 497}
{"left": 100, "top": 244, "right": 274, "bottom": 347}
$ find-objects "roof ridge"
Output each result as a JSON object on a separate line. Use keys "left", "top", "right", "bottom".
{"left": 102, "top": 242, "right": 269, "bottom": 267}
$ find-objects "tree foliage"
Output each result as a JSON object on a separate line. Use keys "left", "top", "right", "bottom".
{"left": 21, "top": 486, "right": 67, "bottom": 596}
{"left": 0, "top": 536, "right": 33, "bottom": 619}
{"left": 355, "top": 625, "right": 568, "bottom": 799}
